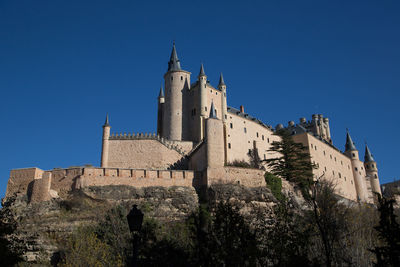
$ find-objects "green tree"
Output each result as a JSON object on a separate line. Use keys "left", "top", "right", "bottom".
{"left": 60, "top": 227, "right": 123, "bottom": 267}
{"left": 265, "top": 129, "right": 315, "bottom": 198}
{"left": 200, "top": 201, "right": 259, "bottom": 266}
{"left": 372, "top": 195, "right": 400, "bottom": 266}
{"left": 264, "top": 172, "right": 284, "bottom": 201}
{"left": 94, "top": 205, "right": 132, "bottom": 262}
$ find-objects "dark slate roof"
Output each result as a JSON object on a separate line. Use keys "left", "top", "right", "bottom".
{"left": 227, "top": 106, "right": 273, "bottom": 131}
{"left": 158, "top": 86, "right": 164, "bottom": 98}
{"left": 364, "top": 144, "right": 375, "bottom": 162}
{"left": 199, "top": 63, "right": 205, "bottom": 76}
{"left": 167, "top": 43, "right": 182, "bottom": 71}
{"left": 209, "top": 101, "right": 217, "bottom": 118}
{"left": 345, "top": 130, "right": 357, "bottom": 151}
{"left": 103, "top": 114, "right": 110, "bottom": 127}
{"left": 218, "top": 73, "right": 226, "bottom": 86}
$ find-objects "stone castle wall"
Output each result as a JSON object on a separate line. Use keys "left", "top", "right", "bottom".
{"left": 6, "top": 168, "right": 44, "bottom": 198}
{"left": 7, "top": 167, "right": 199, "bottom": 202}
{"left": 107, "top": 138, "right": 187, "bottom": 169}
{"left": 206, "top": 167, "right": 266, "bottom": 188}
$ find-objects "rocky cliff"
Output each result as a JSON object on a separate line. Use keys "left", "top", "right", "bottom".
{"left": 1, "top": 182, "right": 303, "bottom": 265}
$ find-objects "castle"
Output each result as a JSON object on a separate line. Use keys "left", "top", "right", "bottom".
{"left": 5, "top": 44, "right": 381, "bottom": 204}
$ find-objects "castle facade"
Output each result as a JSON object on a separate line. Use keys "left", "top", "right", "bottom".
{"left": 5, "top": 44, "right": 381, "bottom": 204}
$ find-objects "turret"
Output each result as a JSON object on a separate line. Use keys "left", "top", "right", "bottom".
{"left": 157, "top": 86, "right": 165, "bottom": 137}
{"left": 163, "top": 43, "right": 191, "bottom": 141}
{"left": 198, "top": 63, "right": 207, "bottom": 117}
{"left": 364, "top": 144, "right": 381, "bottom": 195}
{"left": 218, "top": 73, "right": 227, "bottom": 122}
{"left": 101, "top": 114, "right": 111, "bottom": 167}
{"left": 344, "top": 130, "right": 368, "bottom": 202}
{"left": 206, "top": 102, "right": 224, "bottom": 168}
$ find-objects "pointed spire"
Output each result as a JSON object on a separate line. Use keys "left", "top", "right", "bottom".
{"left": 103, "top": 114, "right": 110, "bottom": 127}
{"left": 218, "top": 72, "right": 225, "bottom": 87}
{"left": 158, "top": 85, "right": 164, "bottom": 98}
{"left": 199, "top": 63, "right": 206, "bottom": 76}
{"left": 209, "top": 101, "right": 217, "bottom": 119}
{"left": 167, "top": 42, "right": 181, "bottom": 71}
{"left": 345, "top": 129, "right": 357, "bottom": 151}
{"left": 364, "top": 144, "right": 375, "bottom": 162}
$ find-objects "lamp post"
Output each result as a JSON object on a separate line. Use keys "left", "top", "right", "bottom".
{"left": 127, "top": 205, "right": 144, "bottom": 267}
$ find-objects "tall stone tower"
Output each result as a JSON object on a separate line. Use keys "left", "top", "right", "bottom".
{"left": 344, "top": 130, "right": 368, "bottom": 202}
{"left": 163, "top": 43, "right": 191, "bottom": 141}
{"left": 364, "top": 144, "right": 381, "bottom": 195}
{"left": 101, "top": 114, "right": 111, "bottom": 168}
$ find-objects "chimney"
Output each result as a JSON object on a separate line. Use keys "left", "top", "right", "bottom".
{"left": 240, "top": 105, "right": 244, "bottom": 113}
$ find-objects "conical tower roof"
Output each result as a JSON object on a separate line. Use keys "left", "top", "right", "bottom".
{"left": 209, "top": 101, "right": 217, "bottom": 119}
{"left": 167, "top": 42, "right": 182, "bottom": 71}
{"left": 345, "top": 130, "right": 357, "bottom": 151}
{"left": 218, "top": 72, "right": 226, "bottom": 87}
{"left": 103, "top": 114, "right": 110, "bottom": 127}
{"left": 158, "top": 86, "right": 164, "bottom": 98}
{"left": 199, "top": 63, "right": 206, "bottom": 76}
{"left": 364, "top": 144, "right": 375, "bottom": 162}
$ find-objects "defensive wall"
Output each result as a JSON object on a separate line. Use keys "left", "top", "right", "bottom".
{"left": 105, "top": 133, "right": 193, "bottom": 169}
{"left": 6, "top": 165, "right": 268, "bottom": 203}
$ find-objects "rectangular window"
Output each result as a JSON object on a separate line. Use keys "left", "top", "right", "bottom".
{"left": 339, "top": 173, "right": 341, "bottom": 178}
{"left": 262, "top": 135, "right": 264, "bottom": 140}
{"left": 228, "top": 143, "right": 231, "bottom": 149}
{"left": 264, "top": 154, "right": 266, "bottom": 160}
{"left": 256, "top": 132, "right": 259, "bottom": 137}
{"left": 230, "top": 123, "right": 233, "bottom": 129}
{"left": 267, "top": 138, "right": 270, "bottom": 143}
{"left": 244, "top": 127, "right": 247, "bottom": 133}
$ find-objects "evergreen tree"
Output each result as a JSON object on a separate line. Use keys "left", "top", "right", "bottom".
{"left": 265, "top": 129, "right": 315, "bottom": 197}
{"left": 372, "top": 195, "right": 400, "bottom": 267}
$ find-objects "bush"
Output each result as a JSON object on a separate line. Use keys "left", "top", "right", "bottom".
{"left": 264, "top": 172, "right": 284, "bottom": 201}
{"left": 226, "top": 160, "right": 252, "bottom": 168}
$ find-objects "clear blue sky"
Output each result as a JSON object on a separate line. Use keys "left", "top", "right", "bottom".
{"left": 1, "top": 1, "right": 399, "bottom": 199}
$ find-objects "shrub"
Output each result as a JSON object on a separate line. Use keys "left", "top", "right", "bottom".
{"left": 264, "top": 172, "right": 284, "bottom": 201}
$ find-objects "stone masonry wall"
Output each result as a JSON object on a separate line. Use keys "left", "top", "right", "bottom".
{"left": 6, "top": 168, "right": 44, "bottom": 198}
{"left": 107, "top": 139, "right": 185, "bottom": 169}
{"left": 206, "top": 167, "right": 266, "bottom": 187}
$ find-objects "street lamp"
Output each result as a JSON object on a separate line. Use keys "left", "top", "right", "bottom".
{"left": 127, "top": 204, "right": 144, "bottom": 267}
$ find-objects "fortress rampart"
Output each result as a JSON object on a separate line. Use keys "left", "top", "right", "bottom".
{"left": 6, "top": 165, "right": 269, "bottom": 203}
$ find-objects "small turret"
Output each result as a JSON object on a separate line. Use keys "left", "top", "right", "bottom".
{"left": 345, "top": 130, "right": 357, "bottom": 152}
{"left": 218, "top": 72, "right": 226, "bottom": 87}
{"left": 364, "top": 144, "right": 381, "bottom": 195}
{"left": 218, "top": 73, "right": 227, "bottom": 123}
{"left": 209, "top": 101, "right": 217, "bottom": 119}
{"left": 101, "top": 114, "right": 111, "bottom": 167}
{"left": 364, "top": 144, "right": 375, "bottom": 163}
{"left": 198, "top": 63, "right": 207, "bottom": 117}
{"left": 157, "top": 86, "right": 165, "bottom": 137}
{"left": 158, "top": 86, "right": 165, "bottom": 103}
{"left": 344, "top": 130, "right": 369, "bottom": 202}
